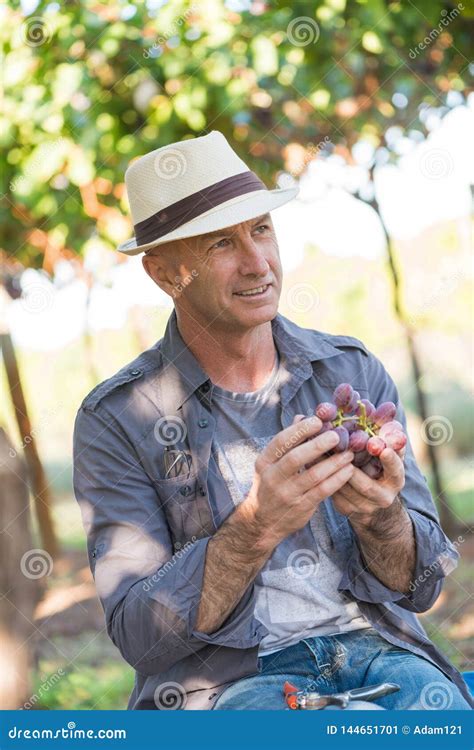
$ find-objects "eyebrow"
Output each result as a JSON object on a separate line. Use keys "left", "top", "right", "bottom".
{"left": 198, "top": 214, "right": 271, "bottom": 243}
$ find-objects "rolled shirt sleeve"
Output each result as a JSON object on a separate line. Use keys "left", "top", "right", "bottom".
{"left": 73, "top": 405, "right": 264, "bottom": 677}
{"left": 338, "top": 352, "right": 459, "bottom": 612}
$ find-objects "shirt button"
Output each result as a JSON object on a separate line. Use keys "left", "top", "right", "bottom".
{"left": 201, "top": 382, "right": 210, "bottom": 393}
{"left": 180, "top": 485, "right": 193, "bottom": 497}
{"left": 130, "top": 369, "right": 141, "bottom": 376}
{"left": 198, "top": 419, "right": 208, "bottom": 428}
{"left": 199, "top": 486, "right": 207, "bottom": 496}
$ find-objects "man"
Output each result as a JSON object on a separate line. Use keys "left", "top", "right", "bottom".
{"left": 73, "top": 131, "right": 472, "bottom": 711}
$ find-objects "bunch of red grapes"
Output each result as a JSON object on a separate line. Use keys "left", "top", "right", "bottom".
{"left": 314, "top": 383, "right": 407, "bottom": 479}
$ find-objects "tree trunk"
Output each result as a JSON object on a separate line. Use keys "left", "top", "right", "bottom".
{"left": 368, "top": 195, "right": 458, "bottom": 537}
{"left": 1, "top": 333, "right": 59, "bottom": 557}
{"left": 0, "top": 428, "right": 44, "bottom": 709}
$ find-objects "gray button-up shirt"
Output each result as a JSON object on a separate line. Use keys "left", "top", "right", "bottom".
{"left": 73, "top": 310, "right": 472, "bottom": 709}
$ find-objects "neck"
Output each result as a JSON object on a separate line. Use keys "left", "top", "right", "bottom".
{"left": 175, "top": 308, "right": 277, "bottom": 392}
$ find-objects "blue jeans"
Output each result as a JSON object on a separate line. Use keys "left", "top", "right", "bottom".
{"left": 213, "top": 628, "right": 471, "bottom": 710}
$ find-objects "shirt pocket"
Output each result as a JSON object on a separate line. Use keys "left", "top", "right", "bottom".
{"left": 152, "top": 474, "right": 212, "bottom": 550}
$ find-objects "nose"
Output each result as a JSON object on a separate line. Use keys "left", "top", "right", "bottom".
{"left": 238, "top": 235, "right": 270, "bottom": 277}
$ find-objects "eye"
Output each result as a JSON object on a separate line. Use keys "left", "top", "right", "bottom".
{"left": 254, "top": 224, "right": 270, "bottom": 233}
{"left": 210, "top": 237, "right": 231, "bottom": 249}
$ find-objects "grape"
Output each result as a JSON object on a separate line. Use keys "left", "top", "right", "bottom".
{"left": 318, "top": 421, "right": 335, "bottom": 434}
{"left": 333, "top": 383, "right": 354, "bottom": 411}
{"left": 345, "top": 390, "right": 361, "bottom": 414}
{"left": 378, "top": 420, "right": 403, "bottom": 437}
{"left": 384, "top": 430, "right": 407, "bottom": 451}
{"left": 332, "top": 426, "right": 349, "bottom": 452}
{"left": 349, "top": 430, "right": 369, "bottom": 452}
{"left": 353, "top": 449, "right": 370, "bottom": 467}
{"left": 355, "top": 398, "right": 376, "bottom": 418}
{"left": 344, "top": 418, "right": 359, "bottom": 433}
{"left": 315, "top": 402, "right": 338, "bottom": 421}
{"left": 367, "top": 436, "right": 386, "bottom": 457}
{"left": 372, "top": 401, "right": 397, "bottom": 427}
{"left": 311, "top": 384, "right": 407, "bottom": 478}
{"left": 361, "top": 458, "right": 383, "bottom": 479}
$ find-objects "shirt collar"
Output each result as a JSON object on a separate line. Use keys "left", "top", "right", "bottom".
{"left": 157, "top": 309, "right": 343, "bottom": 413}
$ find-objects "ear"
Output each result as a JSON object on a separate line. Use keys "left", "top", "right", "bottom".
{"left": 142, "top": 252, "right": 177, "bottom": 298}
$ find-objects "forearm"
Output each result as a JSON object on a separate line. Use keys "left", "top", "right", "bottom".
{"left": 195, "top": 500, "right": 275, "bottom": 634}
{"left": 350, "top": 496, "right": 416, "bottom": 594}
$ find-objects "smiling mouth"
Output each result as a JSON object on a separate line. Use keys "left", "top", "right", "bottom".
{"left": 234, "top": 284, "right": 270, "bottom": 297}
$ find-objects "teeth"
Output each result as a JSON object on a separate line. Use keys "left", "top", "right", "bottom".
{"left": 236, "top": 285, "right": 267, "bottom": 296}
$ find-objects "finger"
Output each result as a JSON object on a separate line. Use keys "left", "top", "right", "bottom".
{"left": 346, "top": 466, "right": 380, "bottom": 500}
{"left": 260, "top": 416, "right": 323, "bottom": 468}
{"left": 333, "top": 480, "right": 362, "bottom": 504}
{"left": 303, "top": 462, "right": 355, "bottom": 503}
{"left": 379, "top": 448, "right": 405, "bottom": 487}
{"left": 397, "top": 446, "right": 406, "bottom": 461}
{"left": 275, "top": 430, "right": 344, "bottom": 481}
{"left": 294, "top": 449, "right": 354, "bottom": 493}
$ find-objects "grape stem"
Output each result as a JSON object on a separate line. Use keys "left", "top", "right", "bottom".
{"left": 332, "top": 402, "right": 378, "bottom": 437}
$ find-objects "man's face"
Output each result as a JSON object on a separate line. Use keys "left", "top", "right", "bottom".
{"left": 143, "top": 213, "right": 282, "bottom": 332}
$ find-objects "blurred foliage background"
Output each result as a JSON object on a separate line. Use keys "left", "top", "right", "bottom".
{"left": 0, "top": 0, "right": 473, "bottom": 710}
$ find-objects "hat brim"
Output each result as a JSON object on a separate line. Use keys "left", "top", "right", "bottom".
{"left": 117, "top": 185, "right": 299, "bottom": 256}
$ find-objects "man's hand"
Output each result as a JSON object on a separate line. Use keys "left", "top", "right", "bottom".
{"left": 331, "top": 446, "right": 406, "bottom": 526}
{"left": 245, "top": 414, "right": 356, "bottom": 549}
{"left": 195, "top": 415, "right": 355, "bottom": 634}
{"left": 331, "top": 445, "right": 415, "bottom": 594}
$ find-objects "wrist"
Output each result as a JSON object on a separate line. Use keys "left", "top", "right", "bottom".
{"left": 231, "top": 496, "right": 279, "bottom": 558}
{"left": 350, "top": 495, "right": 409, "bottom": 538}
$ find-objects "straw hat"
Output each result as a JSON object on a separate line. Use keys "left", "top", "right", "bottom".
{"left": 117, "top": 130, "right": 298, "bottom": 255}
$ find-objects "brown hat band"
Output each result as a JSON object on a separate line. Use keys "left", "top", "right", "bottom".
{"left": 135, "top": 170, "right": 266, "bottom": 246}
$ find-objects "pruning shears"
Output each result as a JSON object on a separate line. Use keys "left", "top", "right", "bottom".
{"left": 283, "top": 680, "right": 400, "bottom": 710}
